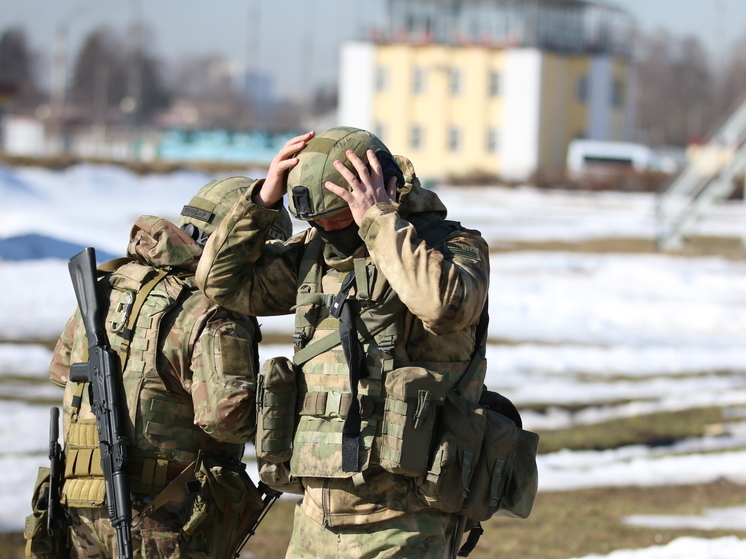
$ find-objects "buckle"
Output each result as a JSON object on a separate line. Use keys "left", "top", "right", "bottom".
{"left": 324, "top": 391, "right": 343, "bottom": 418}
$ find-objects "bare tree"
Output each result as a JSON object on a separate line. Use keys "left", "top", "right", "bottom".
{"left": 0, "top": 27, "right": 40, "bottom": 109}
{"left": 635, "top": 30, "right": 714, "bottom": 146}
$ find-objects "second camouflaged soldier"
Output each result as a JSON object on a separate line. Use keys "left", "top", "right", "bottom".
{"left": 196, "top": 127, "right": 492, "bottom": 558}
{"left": 30, "top": 177, "right": 290, "bottom": 559}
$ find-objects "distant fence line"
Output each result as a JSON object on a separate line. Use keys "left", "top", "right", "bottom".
{"left": 0, "top": 115, "right": 299, "bottom": 166}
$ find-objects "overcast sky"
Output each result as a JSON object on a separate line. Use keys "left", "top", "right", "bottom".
{"left": 3, "top": 0, "right": 744, "bottom": 99}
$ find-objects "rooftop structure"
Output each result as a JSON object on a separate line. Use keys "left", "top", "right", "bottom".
{"left": 371, "top": 0, "right": 633, "bottom": 57}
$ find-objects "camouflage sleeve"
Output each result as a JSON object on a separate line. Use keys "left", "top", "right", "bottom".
{"left": 196, "top": 179, "right": 304, "bottom": 316}
{"left": 49, "top": 311, "right": 78, "bottom": 389}
{"left": 359, "top": 202, "right": 490, "bottom": 336}
{"left": 189, "top": 308, "right": 259, "bottom": 443}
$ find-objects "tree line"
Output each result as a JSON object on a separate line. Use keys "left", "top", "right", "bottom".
{"left": 1, "top": 23, "right": 745, "bottom": 145}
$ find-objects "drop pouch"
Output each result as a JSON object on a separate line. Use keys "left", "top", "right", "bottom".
{"left": 180, "top": 452, "right": 265, "bottom": 559}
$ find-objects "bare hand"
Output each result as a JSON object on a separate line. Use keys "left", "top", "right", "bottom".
{"left": 255, "top": 131, "right": 315, "bottom": 208}
{"left": 324, "top": 149, "right": 397, "bottom": 225}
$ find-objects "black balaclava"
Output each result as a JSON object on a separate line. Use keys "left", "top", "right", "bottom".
{"left": 311, "top": 221, "right": 363, "bottom": 258}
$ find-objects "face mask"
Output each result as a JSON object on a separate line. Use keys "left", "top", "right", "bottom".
{"left": 311, "top": 221, "right": 363, "bottom": 257}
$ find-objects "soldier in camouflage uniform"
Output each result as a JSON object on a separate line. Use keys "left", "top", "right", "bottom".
{"left": 45, "top": 177, "right": 291, "bottom": 559}
{"left": 196, "top": 128, "right": 491, "bottom": 558}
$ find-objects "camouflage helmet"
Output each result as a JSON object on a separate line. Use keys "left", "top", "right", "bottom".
{"left": 181, "top": 176, "right": 292, "bottom": 244}
{"left": 287, "top": 126, "right": 397, "bottom": 221}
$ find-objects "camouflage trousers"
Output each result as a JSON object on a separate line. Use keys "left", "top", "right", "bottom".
{"left": 68, "top": 500, "right": 187, "bottom": 559}
{"left": 285, "top": 500, "right": 462, "bottom": 559}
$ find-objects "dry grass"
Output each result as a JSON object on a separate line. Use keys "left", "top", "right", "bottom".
{"left": 490, "top": 236, "right": 746, "bottom": 260}
{"left": 6, "top": 483, "right": 745, "bottom": 559}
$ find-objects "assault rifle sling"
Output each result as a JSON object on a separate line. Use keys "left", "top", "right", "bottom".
{"left": 68, "top": 247, "right": 133, "bottom": 559}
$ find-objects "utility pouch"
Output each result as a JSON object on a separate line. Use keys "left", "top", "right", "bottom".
{"left": 416, "top": 393, "right": 486, "bottom": 513}
{"left": 257, "top": 457, "right": 304, "bottom": 495}
{"left": 378, "top": 366, "right": 447, "bottom": 477}
{"left": 461, "top": 389, "right": 540, "bottom": 521}
{"left": 23, "top": 467, "right": 70, "bottom": 559}
{"left": 180, "top": 452, "right": 265, "bottom": 559}
{"left": 495, "top": 427, "right": 540, "bottom": 519}
{"left": 459, "top": 408, "right": 518, "bottom": 520}
{"left": 255, "top": 357, "right": 297, "bottom": 463}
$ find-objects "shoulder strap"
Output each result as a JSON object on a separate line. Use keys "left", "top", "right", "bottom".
{"left": 115, "top": 267, "right": 171, "bottom": 367}
{"left": 453, "top": 297, "right": 489, "bottom": 396}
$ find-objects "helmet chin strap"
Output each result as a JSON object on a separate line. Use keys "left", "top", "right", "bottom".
{"left": 311, "top": 221, "right": 363, "bottom": 257}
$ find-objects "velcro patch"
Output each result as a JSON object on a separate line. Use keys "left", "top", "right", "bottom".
{"left": 181, "top": 205, "right": 214, "bottom": 223}
{"left": 446, "top": 242, "right": 480, "bottom": 262}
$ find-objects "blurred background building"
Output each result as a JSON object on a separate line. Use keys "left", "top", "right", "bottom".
{"left": 340, "top": 0, "right": 635, "bottom": 181}
{"left": 2, "top": 0, "right": 746, "bottom": 193}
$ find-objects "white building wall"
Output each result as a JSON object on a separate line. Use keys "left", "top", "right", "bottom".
{"left": 337, "top": 42, "right": 375, "bottom": 130}
{"left": 1, "top": 115, "right": 45, "bottom": 156}
{"left": 587, "top": 56, "right": 612, "bottom": 140}
{"left": 502, "top": 49, "right": 543, "bottom": 181}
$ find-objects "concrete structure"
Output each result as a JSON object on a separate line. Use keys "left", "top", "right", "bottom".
{"left": 338, "top": 0, "right": 635, "bottom": 182}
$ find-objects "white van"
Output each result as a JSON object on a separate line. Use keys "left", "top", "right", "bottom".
{"left": 566, "top": 139, "right": 663, "bottom": 177}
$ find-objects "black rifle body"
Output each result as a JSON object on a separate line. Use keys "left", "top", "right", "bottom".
{"left": 46, "top": 406, "right": 66, "bottom": 537}
{"left": 68, "top": 247, "right": 133, "bottom": 559}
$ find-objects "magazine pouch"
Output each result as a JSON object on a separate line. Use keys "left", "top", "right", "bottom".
{"left": 416, "top": 393, "right": 486, "bottom": 513}
{"left": 378, "top": 366, "right": 446, "bottom": 477}
{"left": 255, "top": 357, "right": 297, "bottom": 463}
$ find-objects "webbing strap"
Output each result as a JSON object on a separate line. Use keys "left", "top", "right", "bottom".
{"left": 117, "top": 268, "right": 170, "bottom": 367}
{"left": 453, "top": 298, "right": 489, "bottom": 396}
{"left": 131, "top": 460, "right": 196, "bottom": 528}
{"left": 457, "top": 523, "right": 484, "bottom": 557}
{"left": 292, "top": 330, "right": 342, "bottom": 366}
{"left": 329, "top": 271, "right": 368, "bottom": 472}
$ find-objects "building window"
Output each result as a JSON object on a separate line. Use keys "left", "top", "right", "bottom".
{"left": 449, "top": 69, "right": 462, "bottom": 95}
{"left": 448, "top": 126, "right": 461, "bottom": 151}
{"left": 413, "top": 67, "right": 425, "bottom": 94}
{"left": 486, "top": 128, "right": 500, "bottom": 153}
{"left": 411, "top": 124, "right": 423, "bottom": 149}
{"left": 488, "top": 71, "right": 501, "bottom": 97}
{"left": 612, "top": 79, "right": 624, "bottom": 108}
{"left": 577, "top": 75, "right": 588, "bottom": 103}
{"left": 374, "top": 123, "right": 386, "bottom": 142}
{"left": 375, "top": 66, "right": 388, "bottom": 92}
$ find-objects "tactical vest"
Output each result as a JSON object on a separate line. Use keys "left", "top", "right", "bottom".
{"left": 283, "top": 215, "right": 487, "bottom": 480}
{"left": 61, "top": 261, "right": 242, "bottom": 507}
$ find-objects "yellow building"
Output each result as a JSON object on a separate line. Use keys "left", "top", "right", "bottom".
{"left": 338, "top": 0, "right": 634, "bottom": 182}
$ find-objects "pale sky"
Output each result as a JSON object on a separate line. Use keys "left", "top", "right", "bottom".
{"left": 2, "top": 0, "right": 744, "bottom": 99}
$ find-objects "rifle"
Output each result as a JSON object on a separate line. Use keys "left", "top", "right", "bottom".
{"left": 232, "top": 482, "right": 282, "bottom": 558}
{"left": 46, "top": 407, "right": 67, "bottom": 537}
{"left": 68, "top": 247, "right": 133, "bottom": 559}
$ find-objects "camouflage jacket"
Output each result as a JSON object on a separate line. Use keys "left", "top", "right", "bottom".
{"left": 197, "top": 157, "right": 490, "bottom": 525}
{"left": 50, "top": 216, "right": 258, "bottom": 503}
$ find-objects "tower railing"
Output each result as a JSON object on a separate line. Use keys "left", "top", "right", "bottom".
{"left": 656, "top": 96, "right": 746, "bottom": 250}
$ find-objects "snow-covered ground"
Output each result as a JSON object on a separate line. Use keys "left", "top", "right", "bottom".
{"left": 2, "top": 163, "right": 746, "bottom": 558}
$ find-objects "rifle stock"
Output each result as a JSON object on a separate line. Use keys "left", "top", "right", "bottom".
{"left": 68, "top": 247, "right": 133, "bottom": 559}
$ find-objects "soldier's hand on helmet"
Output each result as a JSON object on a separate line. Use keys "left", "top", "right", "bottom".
{"left": 325, "top": 149, "right": 398, "bottom": 225}
{"left": 255, "top": 131, "right": 315, "bottom": 208}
